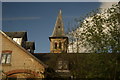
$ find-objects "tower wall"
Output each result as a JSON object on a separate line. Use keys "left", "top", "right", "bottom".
{"left": 50, "top": 37, "right": 68, "bottom": 53}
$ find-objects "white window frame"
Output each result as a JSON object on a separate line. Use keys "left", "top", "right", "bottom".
{"left": 13, "top": 38, "right": 22, "bottom": 45}
{"left": 1, "top": 53, "right": 11, "bottom": 64}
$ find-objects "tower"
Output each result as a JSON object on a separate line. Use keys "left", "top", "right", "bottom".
{"left": 49, "top": 10, "right": 68, "bottom": 53}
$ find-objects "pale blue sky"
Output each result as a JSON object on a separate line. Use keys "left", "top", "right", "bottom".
{"left": 2, "top": 2, "right": 102, "bottom": 53}
{"left": 0, "top": 2, "right": 1, "bottom": 30}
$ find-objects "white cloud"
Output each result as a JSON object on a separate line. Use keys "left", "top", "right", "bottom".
{"left": 100, "top": 2, "right": 117, "bottom": 9}
{"left": 98, "top": 0, "right": 119, "bottom": 2}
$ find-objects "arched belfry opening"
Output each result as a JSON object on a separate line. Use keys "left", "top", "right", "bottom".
{"left": 49, "top": 10, "right": 68, "bottom": 53}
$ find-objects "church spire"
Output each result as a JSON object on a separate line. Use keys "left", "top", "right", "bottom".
{"left": 51, "top": 9, "right": 66, "bottom": 37}
{"left": 49, "top": 10, "right": 68, "bottom": 53}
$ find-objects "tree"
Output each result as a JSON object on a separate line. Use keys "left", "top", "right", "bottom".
{"left": 67, "top": 3, "right": 120, "bottom": 53}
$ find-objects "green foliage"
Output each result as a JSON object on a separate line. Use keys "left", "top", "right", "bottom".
{"left": 44, "top": 54, "right": 120, "bottom": 79}
{"left": 69, "top": 53, "right": 120, "bottom": 79}
{"left": 67, "top": 3, "right": 120, "bottom": 53}
{"left": 82, "top": 4, "right": 120, "bottom": 53}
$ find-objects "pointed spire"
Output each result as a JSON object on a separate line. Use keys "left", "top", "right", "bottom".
{"left": 59, "top": 9, "right": 61, "bottom": 13}
{"left": 51, "top": 10, "right": 66, "bottom": 37}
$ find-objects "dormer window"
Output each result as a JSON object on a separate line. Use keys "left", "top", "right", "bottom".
{"left": 13, "top": 38, "right": 22, "bottom": 45}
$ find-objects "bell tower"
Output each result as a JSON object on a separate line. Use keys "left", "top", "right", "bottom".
{"left": 49, "top": 10, "right": 68, "bottom": 53}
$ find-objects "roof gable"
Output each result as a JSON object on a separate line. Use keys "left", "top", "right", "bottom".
{"left": 5, "top": 31, "right": 27, "bottom": 41}
{"left": 1, "top": 30, "right": 47, "bottom": 68}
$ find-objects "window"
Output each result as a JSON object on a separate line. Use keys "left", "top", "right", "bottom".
{"left": 58, "top": 61, "right": 63, "bottom": 69}
{"left": 63, "top": 61, "right": 68, "bottom": 69}
{"left": 13, "top": 38, "right": 22, "bottom": 45}
{"left": 57, "top": 60, "right": 68, "bottom": 70}
{"left": 1, "top": 53, "right": 11, "bottom": 64}
{"left": 55, "top": 42, "right": 57, "bottom": 49}
{"left": 59, "top": 42, "right": 62, "bottom": 49}
{"left": 58, "top": 26, "right": 60, "bottom": 28}
{"left": 1, "top": 50, "right": 12, "bottom": 64}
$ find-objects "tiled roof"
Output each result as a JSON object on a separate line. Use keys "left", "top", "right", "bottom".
{"left": 50, "top": 10, "right": 66, "bottom": 38}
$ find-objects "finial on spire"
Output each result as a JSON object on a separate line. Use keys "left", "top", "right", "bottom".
{"left": 59, "top": 9, "right": 62, "bottom": 14}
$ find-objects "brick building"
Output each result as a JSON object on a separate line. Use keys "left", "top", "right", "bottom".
{"left": 1, "top": 31, "right": 47, "bottom": 79}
